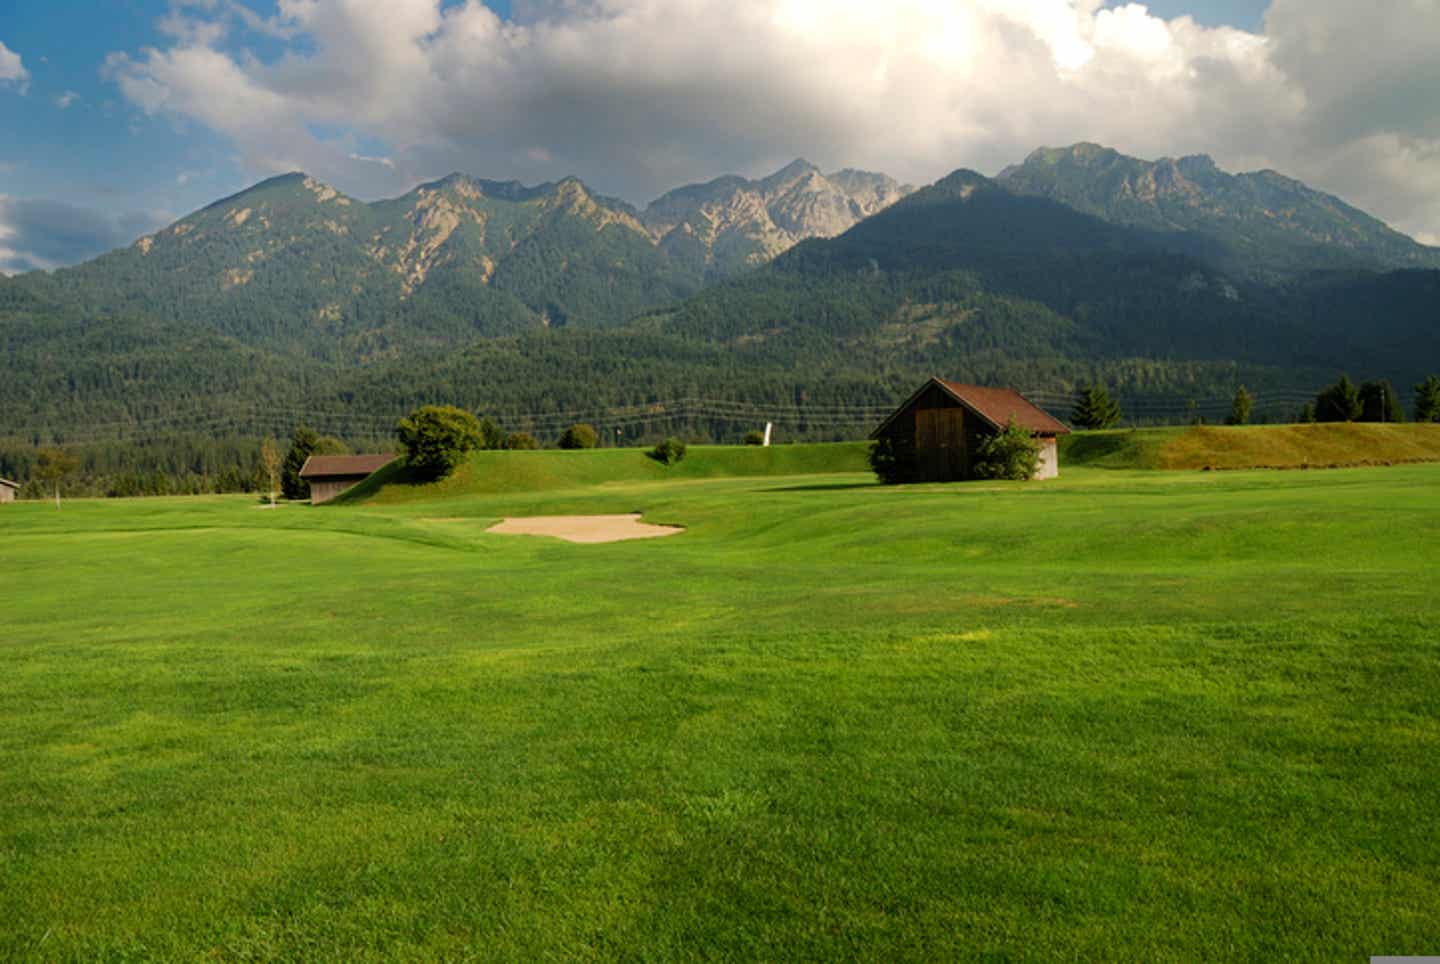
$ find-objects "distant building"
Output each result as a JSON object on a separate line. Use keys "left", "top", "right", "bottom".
{"left": 299, "top": 454, "right": 395, "bottom": 505}
{"left": 0, "top": 478, "right": 19, "bottom": 504}
{"left": 870, "top": 378, "right": 1070, "bottom": 482}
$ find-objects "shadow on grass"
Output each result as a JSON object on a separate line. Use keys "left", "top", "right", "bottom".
{"left": 1061, "top": 430, "right": 1161, "bottom": 469}
{"left": 761, "top": 481, "right": 884, "bottom": 493}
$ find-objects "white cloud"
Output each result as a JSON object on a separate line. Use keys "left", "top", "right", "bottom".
{"left": 0, "top": 39, "right": 30, "bottom": 93}
{"left": 95, "top": 0, "right": 1440, "bottom": 240}
{"left": 54, "top": 90, "right": 80, "bottom": 109}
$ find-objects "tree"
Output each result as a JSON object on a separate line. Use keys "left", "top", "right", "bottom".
{"left": 281, "top": 425, "right": 321, "bottom": 499}
{"left": 1298, "top": 402, "right": 1317, "bottom": 424}
{"left": 396, "top": 405, "right": 484, "bottom": 481}
{"left": 280, "top": 426, "right": 350, "bottom": 500}
{"left": 972, "top": 420, "right": 1043, "bottom": 481}
{"left": 1415, "top": 375, "right": 1440, "bottom": 423}
{"left": 259, "top": 437, "right": 282, "bottom": 506}
{"left": 34, "top": 448, "right": 79, "bottom": 510}
{"left": 1358, "top": 379, "right": 1404, "bottom": 423}
{"left": 742, "top": 430, "right": 766, "bottom": 446}
{"left": 1314, "top": 375, "right": 1362, "bottom": 422}
{"left": 478, "top": 417, "right": 507, "bottom": 451}
{"left": 1071, "top": 385, "right": 1121, "bottom": 429}
{"left": 1226, "top": 386, "right": 1254, "bottom": 426}
{"left": 648, "top": 437, "right": 688, "bottom": 465}
{"left": 505, "top": 432, "right": 539, "bottom": 450}
{"left": 558, "top": 423, "right": 598, "bottom": 450}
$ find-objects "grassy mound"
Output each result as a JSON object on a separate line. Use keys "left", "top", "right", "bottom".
{"left": 343, "top": 441, "right": 872, "bottom": 503}
{"left": 1063, "top": 423, "right": 1440, "bottom": 471}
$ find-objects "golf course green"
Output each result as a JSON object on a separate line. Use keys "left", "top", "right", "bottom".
{"left": 2, "top": 443, "right": 1438, "bottom": 959}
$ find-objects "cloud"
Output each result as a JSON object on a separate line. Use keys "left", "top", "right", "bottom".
{"left": 54, "top": 90, "right": 80, "bottom": 109}
{"left": 88, "top": 0, "right": 1440, "bottom": 243}
{"left": 0, "top": 198, "right": 169, "bottom": 274}
{"left": 0, "top": 39, "right": 29, "bottom": 93}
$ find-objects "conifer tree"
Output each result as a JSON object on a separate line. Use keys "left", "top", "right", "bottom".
{"left": 281, "top": 425, "right": 321, "bottom": 500}
{"left": 1071, "top": 385, "right": 1122, "bottom": 429}
{"left": 1314, "top": 375, "right": 1362, "bottom": 422}
{"left": 1358, "top": 379, "right": 1404, "bottom": 423}
{"left": 1226, "top": 386, "right": 1254, "bottom": 425}
{"left": 1412, "top": 375, "right": 1440, "bottom": 423}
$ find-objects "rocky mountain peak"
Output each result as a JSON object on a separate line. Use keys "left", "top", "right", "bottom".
{"left": 995, "top": 142, "right": 1440, "bottom": 277}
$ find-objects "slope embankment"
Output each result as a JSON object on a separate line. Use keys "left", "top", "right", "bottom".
{"left": 342, "top": 442, "right": 872, "bottom": 504}
{"left": 1062, "top": 423, "right": 1440, "bottom": 471}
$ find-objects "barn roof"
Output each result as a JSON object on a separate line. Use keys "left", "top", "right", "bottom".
{"left": 870, "top": 378, "right": 1070, "bottom": 438}
{"left": 299, "top": 454, "right": 395, "bottom": 479}
{"left": 0, "top": 477, "right": 19, "bottom": 490}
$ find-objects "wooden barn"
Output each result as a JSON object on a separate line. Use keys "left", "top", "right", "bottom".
{"left": 299, "top": 454, "right": 395, "bottom": 505}
{"left": 0, "top": 478, "right": 19, "bottom": 504}
{"left": 870, "top": 378, "right": 1070, "bottom": 482}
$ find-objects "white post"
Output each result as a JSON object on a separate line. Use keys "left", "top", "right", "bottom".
{"left": 763, "top": 422, "right": 773, "bottom": 447}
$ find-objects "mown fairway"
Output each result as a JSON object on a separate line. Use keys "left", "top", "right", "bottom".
{"left": 3, "top": 454, "right": 1439, "bottom": 959}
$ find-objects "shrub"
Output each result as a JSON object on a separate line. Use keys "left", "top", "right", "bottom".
{"left": 649, "top": 437, "right": 688, "bottom": 465}
{"left": 478, "top": 417, "right": 508, "bottom": 451}
{"left": 973, "top": 419, "right": 1042, "bottom": 481}
{"left": 558, "top": 423, "right": 598, "bottom": 450}
{"left": 742, "top": 430, "right": 766, "bottom": 446}
{"left": 1071, "top": 385, "right": 1122, "bottom": 429}
{"left": 869, "top": 435, "right": 917, "bottom": 484}
{"left": 396, "top": 405, "right": 484, "bottom": 481}
{"left": 505, "top": 432, "right": 539, "bottom": 450}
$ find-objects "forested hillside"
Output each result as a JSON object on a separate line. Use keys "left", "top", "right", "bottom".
{"left": 2, "top": 146, "right": 1437, "bottom": 496}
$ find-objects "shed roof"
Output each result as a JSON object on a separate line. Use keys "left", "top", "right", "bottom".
{"left": 0, "top": 477, "right": 20, "bottom": 490}
{"left": 871, "top": 378, "right": 1070, "bottom": 438}
{"left": 299, "top": 454, "right": 395, "bottom": 479}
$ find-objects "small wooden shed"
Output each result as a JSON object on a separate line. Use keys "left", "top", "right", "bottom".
{"left": 870, "top": 378, "right": 1070, "bottom": 482}
{"left": 299, "top": 454, "right": 395, "bottom": 504}
{"left": 0, "top": 478, "right": 19, "bottom": 504}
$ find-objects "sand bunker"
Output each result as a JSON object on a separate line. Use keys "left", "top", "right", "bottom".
{"left": 487, "top": 513, "right": 683, "bottom": 544}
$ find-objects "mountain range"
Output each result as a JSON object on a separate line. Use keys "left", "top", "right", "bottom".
{"left": 2, "top": 144, "right": 1437, "bottom": 459}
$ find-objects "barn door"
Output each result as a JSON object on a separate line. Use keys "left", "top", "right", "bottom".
{"left": 915, "top": 407, "right": 966, "bottom": 482}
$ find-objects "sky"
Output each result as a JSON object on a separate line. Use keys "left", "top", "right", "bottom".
{"left": 1, "top": 0, "right": 1437, "bottom": 274}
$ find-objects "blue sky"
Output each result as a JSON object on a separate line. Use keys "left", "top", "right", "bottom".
{"left": 2, "top": 0, "right": 1435, "bottom": 272}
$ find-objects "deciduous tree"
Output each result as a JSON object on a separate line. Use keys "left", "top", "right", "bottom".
{"left": 396, "top": 405, "right": 484, "bottom": 481}
{"left": 34, "top": 447, "right": 79, "bottom": 510}
{"left": 259, "top": 437, "right": 282, "bottom": 506}
{"left": 505, "top": 432, "right": 539, "bottom": 450}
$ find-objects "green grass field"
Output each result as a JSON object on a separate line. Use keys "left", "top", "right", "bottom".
{"left": 3, "top": 442, "right": 1439, "bottom": 959}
